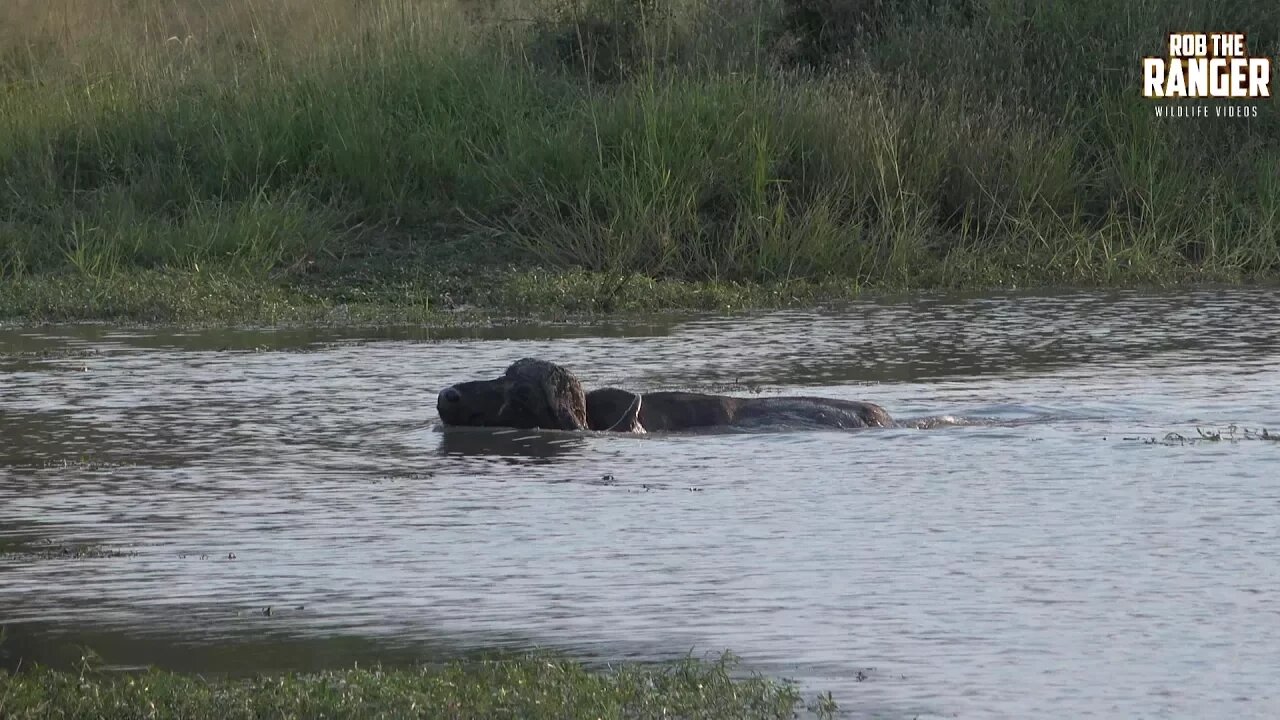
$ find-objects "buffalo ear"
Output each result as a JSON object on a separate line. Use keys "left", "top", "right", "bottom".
{"left": 553, "top": 402, "right": 587, "bottom": 430}
{"left": 542, "top": 374, "right": 588, "bottom": 431}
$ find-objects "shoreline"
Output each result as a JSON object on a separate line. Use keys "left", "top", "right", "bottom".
{"left": 1, "top": 265, "right": 1269, "bottom": 328}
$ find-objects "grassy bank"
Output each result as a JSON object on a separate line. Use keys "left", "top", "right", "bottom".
{"left": 0, "top": 650, "right": 836, "bottom": 719}
{"left": 1, "top": 0, "right": 1277, "bottom": 323}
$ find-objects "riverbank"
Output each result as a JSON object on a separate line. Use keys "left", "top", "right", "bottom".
{"left": 0, "top": 649, "right": 834, "bottom": 720}
{"left": 1, "top": 0, "right": 1276, "bottom": 325}
{"left": 0, "top": 254, "right": 1254, "bottom": 326}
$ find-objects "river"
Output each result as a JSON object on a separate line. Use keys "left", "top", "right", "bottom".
{"left": 2, "top": 287, "right": 1278, "bottom": 719}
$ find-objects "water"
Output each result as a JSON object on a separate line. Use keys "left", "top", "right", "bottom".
{"left": 2, "top": 288, "right": 1279, "bottom": 719}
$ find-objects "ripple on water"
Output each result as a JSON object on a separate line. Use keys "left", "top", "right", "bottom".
{"left": 2, "top": 288, "right": 1280, "bottom": 720}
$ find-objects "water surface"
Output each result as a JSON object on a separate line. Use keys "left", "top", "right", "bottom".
{"left": 2, "top": 288, "right": 1279, "bottom": 719}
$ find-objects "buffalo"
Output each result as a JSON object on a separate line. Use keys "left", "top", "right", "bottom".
{"left": 437, "top": 358, "right": 893, "bottom": 433}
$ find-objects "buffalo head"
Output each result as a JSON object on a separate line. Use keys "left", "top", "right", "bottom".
{"left": 437, "top": 358, "right": 590, "bottom": 431}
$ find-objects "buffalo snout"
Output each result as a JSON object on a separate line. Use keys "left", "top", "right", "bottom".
{"left": 435, "top": 384, "right": 468, "bottom": 425}
{"left": 435, "top": 379, "right": 507, "bottom": 428}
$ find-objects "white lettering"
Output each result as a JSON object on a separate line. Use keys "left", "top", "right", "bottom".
{"left": 1144, "top": 59, "right": 1166, "bottom": 97}
{"left": 1249, "top": 58, "right": 1271, "bottom": 98}
{"left": 1231, "top": 58, "right": 1249, "bottom": 97}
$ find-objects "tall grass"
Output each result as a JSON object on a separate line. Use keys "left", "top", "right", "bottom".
{"left": 1, "top": 0, "right": 1277, "bottom": 289}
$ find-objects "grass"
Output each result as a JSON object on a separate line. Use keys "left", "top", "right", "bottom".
{"left": 0, "top": 650, "right": 837, "bottom": 719}
{"left": 0, "top": 0, "right": 1277, "bottom": 324}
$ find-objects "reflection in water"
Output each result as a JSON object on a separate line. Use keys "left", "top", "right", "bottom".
{"left": 2, "top": 288, "right": 1280, "bottom": 720}
{"left": 435, "top": 427, "right": 596, "bottom": 464}
{"left": 0, "top": 620, "right": 552, "bottom": 676}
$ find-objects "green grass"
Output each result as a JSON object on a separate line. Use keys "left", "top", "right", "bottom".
{"left": 0, "top": 0, "right": 1277, "bottom": 324}
{"left": 0, "top": 264, "right": 857, "bottom": 324}
{"left": 0, "top": 651, "right": 837, "bottom": 720}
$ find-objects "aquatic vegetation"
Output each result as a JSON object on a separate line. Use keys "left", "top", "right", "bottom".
{"left": 0, "top": 651, "right": 838, "bottom": 719}
{"left": 1136, "top": 426, "right": 1280, "bottom": 446}
{"left": 0, "top": 537, "right": 137, "bottom": 561}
